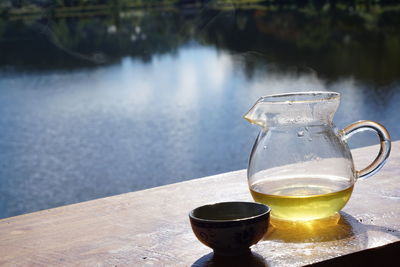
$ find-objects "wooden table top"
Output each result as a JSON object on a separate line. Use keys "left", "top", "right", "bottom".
{"left": 0, "top": 141, "right": 399, "bottom": 266}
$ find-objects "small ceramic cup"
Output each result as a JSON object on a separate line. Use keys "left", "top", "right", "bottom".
{"left": 189, "top": 201, "right": 270, "bottom": 256}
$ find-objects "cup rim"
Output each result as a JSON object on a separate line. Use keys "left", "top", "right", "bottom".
{"left": 189, "top": 201, "right": 270, "bottom": 223}
{"left": 258, "top": 91, "right": 340, "bottom": 104}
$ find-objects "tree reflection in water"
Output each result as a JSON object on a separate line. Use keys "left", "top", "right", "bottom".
{"left": 1, "top": 1, "right": 399, "bottom": 84}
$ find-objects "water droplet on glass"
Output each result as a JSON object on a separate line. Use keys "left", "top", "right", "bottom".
{"left": 263, "top": 145, "right": 267, "bottom": 149}
{"left": 305, "top": 126, "right": 309, "bottom": 132}
{"left": 297, "top": 131, "right": 304, "bottom": 137}
{"left": 308, "top": 137, "right": 313, "bottom": 141}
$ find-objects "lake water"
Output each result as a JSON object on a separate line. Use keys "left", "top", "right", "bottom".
{"left": 1, "top": 2, "right": 400, "bottom": 218}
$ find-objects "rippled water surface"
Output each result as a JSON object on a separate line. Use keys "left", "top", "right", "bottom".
{"left": 1, "top": 2, "right": 400, "bottom": 218}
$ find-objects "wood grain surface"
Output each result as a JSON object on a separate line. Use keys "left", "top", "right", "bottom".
{"left": 0, "top": 141, "right": 399, "bottom": 266}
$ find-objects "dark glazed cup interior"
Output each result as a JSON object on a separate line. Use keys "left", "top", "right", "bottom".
{"left": 190, "top": 201, "right": 270, "bottom": 221}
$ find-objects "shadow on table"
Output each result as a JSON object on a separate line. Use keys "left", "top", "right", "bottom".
{"left": 306, "top": 241, "right": 400, "bottom": 267}
{"left": 191, "top": 251, "right": 269, "bottom": 267}
{"left": 264, "top": 211, "right": 400, "bottom": 243}
{"left": 192, "top": 212, "right": 400, "bottom": 266}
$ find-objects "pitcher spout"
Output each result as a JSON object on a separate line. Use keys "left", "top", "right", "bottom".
{"left": 244, "top": 99, "right": 268, "bottom": 128}
{"left": 244, "top": 92, "right": 340, "bottom": 128}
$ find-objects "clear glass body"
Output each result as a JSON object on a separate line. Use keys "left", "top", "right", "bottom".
{"left": 245, "top": 92, "right": 391, "bottom": 222}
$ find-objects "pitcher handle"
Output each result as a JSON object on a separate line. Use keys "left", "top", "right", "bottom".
{"left": 340, "top": 120, "right": 391, "bottom": 180}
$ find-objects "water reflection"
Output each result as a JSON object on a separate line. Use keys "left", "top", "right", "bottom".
{"left": 0, "top": 2, "right": 399, "bottom": 218}
{"left": 2, "top": 2, "right": 400, "bottom": 85}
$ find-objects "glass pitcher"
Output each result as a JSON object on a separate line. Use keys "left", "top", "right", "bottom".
{"left": 244, "top": 92, "right": 391, "bottom": 222}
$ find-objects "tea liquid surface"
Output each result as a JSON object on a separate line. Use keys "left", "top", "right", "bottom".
{"left": 250, "top": 177, "right": 353, "bottom": 221}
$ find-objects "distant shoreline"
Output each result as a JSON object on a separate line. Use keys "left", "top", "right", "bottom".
{"left": 2, "top": 0, "right": 399, "bottom": 20}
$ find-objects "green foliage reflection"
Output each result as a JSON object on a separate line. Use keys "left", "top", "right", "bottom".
{"left": 0, "top": 0, "right": 399, "bottom": 84}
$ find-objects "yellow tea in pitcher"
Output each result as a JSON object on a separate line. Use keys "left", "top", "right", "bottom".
{"left": 250, "top": 176, "right": 353, "bottom": 221}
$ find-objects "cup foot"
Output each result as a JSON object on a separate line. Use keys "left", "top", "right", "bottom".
{"left": 213, "top": 247, "right": 251, "bottom": 257}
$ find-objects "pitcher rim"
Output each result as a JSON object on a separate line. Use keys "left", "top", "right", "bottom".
{"left": 258, "top": 91, "right": 340, "bottom": 104}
